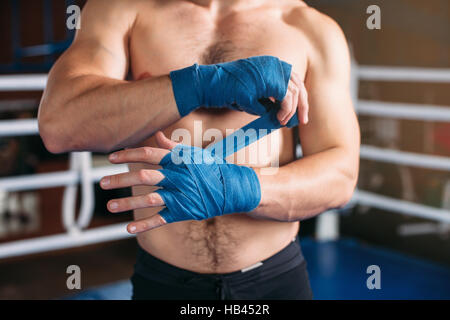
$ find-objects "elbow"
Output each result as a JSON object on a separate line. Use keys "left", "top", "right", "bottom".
{"left": 39, "top": 118, "right": 115, "bottom": 154}
{"left": 38, "top": 83, "right": 116, "bottom": 153}
{"left": 39, "top": 122, "right": 114, "bottom": 154}
{"left": 38, "top": 102, "right": 69, "bottom": 154}
{"left": 38, "top": 100, "right": 88, "bottom": 154}
{"left": 38, "top": 93, "right": 118, "bottom": 154}
{"left": 39, "top": 116, "right": 70, "bottom": 154}
{"left": 337, "top": 182, "right": 356, "bottom": 208}
{"left": 335, "top": 169, "right": 358, "bottom": 209}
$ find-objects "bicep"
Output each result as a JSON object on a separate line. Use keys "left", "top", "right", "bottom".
{"left": 299, "top": 19, "right": 359, "bottom": 158}
{"left": 49, "top": 0, "right": 134, "bottom": 82}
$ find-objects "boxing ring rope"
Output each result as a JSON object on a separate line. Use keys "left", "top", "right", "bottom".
{"left": 357, "top": 66, "right": 450, "bottom": 83}
{"left": 357, "top": 101, "right": 450, "bottom": 122}
{"left": 0, "top": 74, "right": 47, "bottom": 92}
{"left": 352, "top": 64, "right": 450, "bottom": 216}
{"left": 0, "top": 63, "right": 450, "bottom": 258}
{"left": 0, "top": 119, "right": 39, "bottom": 136}
{"left": 315, "top": 61, "right": 450, "bottom": 240}
{"left": 359, "top": 145, "right": 450, "bottom": 171}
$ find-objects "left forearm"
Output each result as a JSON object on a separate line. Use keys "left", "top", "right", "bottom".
{"left": 253, "top": 147, "right": 358, "bottom": 221}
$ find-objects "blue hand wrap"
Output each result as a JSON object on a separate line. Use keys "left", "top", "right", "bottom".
{"left": 155, "top": 145, "right": 261, "bottom": 223}
{"left": 170, "top": 55, "right": 292, "bottom": 117}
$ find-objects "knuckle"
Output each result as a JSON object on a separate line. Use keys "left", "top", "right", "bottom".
{"left": 145, "top": 193, "right": 155, "bottom": 205}
{"left": 139, "top": 221, "right": 148, "bottom": 231}
{"left": 156, "top": 214, "right": 167, "bottom": 225}
{"left": 142, "top": 147, "right": 152, "bottom": 158}
{"left": 301, "top": 86, "right": 308, "bottom": 98}
{"left": 284, "top": 92, "right": 293, "bottom": 100}
{"left": 138, "top": 169, "right": 149, "bottom": 183}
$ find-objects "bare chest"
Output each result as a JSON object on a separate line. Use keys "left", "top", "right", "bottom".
{"left": 129, "top": 4, "right": 307, "bottom": 77}
{"left": 128, "top": 5, "right": 303, "bottom": 166}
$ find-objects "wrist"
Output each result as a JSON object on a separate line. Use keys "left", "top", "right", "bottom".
{"left": 252, "top": 166, "right": 280, "bottom": 210}
{"left": 222, "top": 164, "right": 261, "bottom": 214}
{"left": 169, "top": 64, "right": 202, "bottom": 117}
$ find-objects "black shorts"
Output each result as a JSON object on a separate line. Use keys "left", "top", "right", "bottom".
{"left": 131, "top": 236, "right": 313, "bottom": 300}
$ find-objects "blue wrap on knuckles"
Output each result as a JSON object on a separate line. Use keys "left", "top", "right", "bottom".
{"left": 170, "top": 55, "right": 292, "bottom": 117}
{"left": 155, "top": 145, "right": 261, "bottom": 223}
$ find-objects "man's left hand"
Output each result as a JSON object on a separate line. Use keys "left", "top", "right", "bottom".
{"left": 100, "top": 131, "right": 261, "bottom": 234}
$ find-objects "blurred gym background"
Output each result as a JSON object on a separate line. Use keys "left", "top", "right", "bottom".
{"left": 0, "top": 0, "right": 449, "bottom": 299}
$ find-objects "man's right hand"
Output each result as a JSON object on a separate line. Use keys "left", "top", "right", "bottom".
{"left": 170, "top": 56, "right": 309, "bottom": 126}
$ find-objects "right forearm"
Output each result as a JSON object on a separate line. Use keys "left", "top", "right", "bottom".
{"left": 39, "top": 74, "right": 179, "bottom": 153}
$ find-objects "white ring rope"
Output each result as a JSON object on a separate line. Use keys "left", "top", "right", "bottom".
{"left": 0, "top": 223, "right": 134, "bottom": 259}
{"left": 354, "top": 190, "right": 450, "bottom": 223}
{"left": 357, "top": 100, "right": 450, "bottom": 122}
{"left": 360, "top": 145, "right": 450, "bottom": 171}
{"left": 0, "top": 74, "right": 47, "bottom": 92}
{"left": 0, "top": 165, "right": 128, "bottom": 192}
{"left": 62, "top": 153, "right": 80, "bottom": 233}
{"left": 0, "top": 119, "right": 38, "bottom": 137}
{"left": 358, "top": 66, "right": 450, "bottom": 83}
{"left": 77, "top": 152, "right": 95, "bottom": 229}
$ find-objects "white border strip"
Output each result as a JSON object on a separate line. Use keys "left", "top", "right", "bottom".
{"left": 358, "top": 66, "right": 450, "bottom": 83}
{"left": 357, "top": 100, "right": 450, "bottom": 122}
{"left": 0, "top": 223, "right": 134, "bottom": 259}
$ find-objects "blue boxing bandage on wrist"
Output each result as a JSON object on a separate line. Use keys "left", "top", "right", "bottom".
{"left": 170, "top": 55, "right": 292, "bottom": 117}
{"left": 155, "top": 145, "right": 261, "bottom": 224}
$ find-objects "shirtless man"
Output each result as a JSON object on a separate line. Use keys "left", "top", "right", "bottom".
{"left": 38, "top": 0, "right": 360, "bottom": 300}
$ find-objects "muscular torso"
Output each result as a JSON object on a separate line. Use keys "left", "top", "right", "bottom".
{"left": 128, "top": 0, "right": 309, "bottom": 273}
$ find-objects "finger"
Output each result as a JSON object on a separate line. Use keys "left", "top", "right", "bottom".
{"left": 109, "top": 147, "right": 169, "bottom": 165}
{"left": 100, "top": 169, "right": 165, "bottom": 189}
{"left": 280, "top": 92, "right": 293, "bottom": 125}
{"left": 107, "top": 192, "right": 165, "bottom": 213}
{"left": 298, "top": 81, "right": 309, "bottom": 124}
{"left": 282, "top": 83, "right": 299, "bottom": 124}
{"left": 290, "top": 71, "right": 309, "bottom": 125}
{"left": 290, "top": 71, "right": 302, "bottom": 88}
{"left": 278, "top": 92, "right": 292, "bottom": 124}
{"left": 155, "top": 131, "right": 179, "bottom": 150}
{"left": 285, "top": 85, "right": 299, "bottom": 126}
{"left": 278, "top": 82, "right": 295, "bottom": 124}
{"left": 127, "top": 213, "right": 167, "bottom": 234}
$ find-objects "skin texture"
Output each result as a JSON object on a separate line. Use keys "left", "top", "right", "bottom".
{"left": 38, "top": 0, "right": 360, "bottom": 273}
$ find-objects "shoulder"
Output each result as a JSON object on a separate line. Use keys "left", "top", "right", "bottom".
{"left": 80, "top": 0, "right": 142, "bottom": 31}
{"left": 285, "top": 4, "right": 348, "bottom": 53}
{"left": 284, "top": 3, "right": 351, "bottom": 75}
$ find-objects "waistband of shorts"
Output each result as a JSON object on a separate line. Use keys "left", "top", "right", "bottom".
{"left": 134, "top": 235, "right": 305, "bottom": 283}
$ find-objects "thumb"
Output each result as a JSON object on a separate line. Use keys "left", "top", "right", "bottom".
{"left": 155, "top": 131, "right": 178, "bottom": 150}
